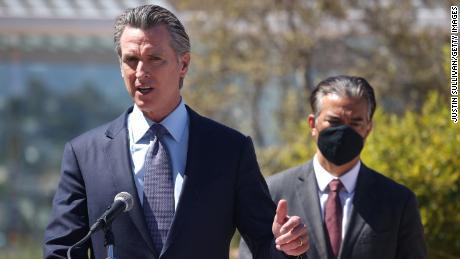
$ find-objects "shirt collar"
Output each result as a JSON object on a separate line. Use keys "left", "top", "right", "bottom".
{"left": 313, "top": 154, "right": 360, "bottom": 193}
{"left": 130, "top": 98, "right": 188, "bottom": 144}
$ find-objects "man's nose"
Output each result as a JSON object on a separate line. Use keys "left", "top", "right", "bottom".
{"left": 135, "top": 61, "right": 150, "bottom": 79}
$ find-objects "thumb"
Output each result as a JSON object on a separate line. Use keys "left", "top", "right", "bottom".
{"left": 275, "top": 199, "right": 288, "bottom": 225}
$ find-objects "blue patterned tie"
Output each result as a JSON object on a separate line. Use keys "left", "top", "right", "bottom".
{"left": 143, "top": 124, "right": 175, "bottom": 254}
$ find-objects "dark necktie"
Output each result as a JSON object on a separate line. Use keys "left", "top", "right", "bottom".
{"left": 325, "top": 179, "right": 343, "bottom": 258}
{"left": 143, "top": 124, "right": 175, "bottom": 254}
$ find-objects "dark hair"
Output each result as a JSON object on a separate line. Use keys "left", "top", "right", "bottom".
{"left": 310, "top": 75, "right": 376, "bottom": 120}
{"left": 113, "top": 5, "right": 190, "bottom": 58}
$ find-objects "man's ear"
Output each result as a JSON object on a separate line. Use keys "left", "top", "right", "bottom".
{"left": 308, "top": 114, "right": 318, "bottom": 137}
{"left": 179, "top": 52, "right": 191, "bottom": 77}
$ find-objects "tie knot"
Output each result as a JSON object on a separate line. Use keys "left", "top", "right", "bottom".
{"left": 149, "top": 124, "right": 169, "bottom": 138}
{"left": 328, "top": 179, "right": 343, "bottom": 192}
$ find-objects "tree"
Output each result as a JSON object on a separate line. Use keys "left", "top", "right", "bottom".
{"left": 175, "top": 0, "right": 447, "bottom": 147}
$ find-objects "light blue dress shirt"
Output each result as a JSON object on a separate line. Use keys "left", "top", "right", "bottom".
{"left": 127, "top": 98, "right": 189, "bottom": 209}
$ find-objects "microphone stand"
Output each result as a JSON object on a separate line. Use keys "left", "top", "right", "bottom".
{"left": 67, "top": 192, "right": 133, "bottom": 259}
{"left": 103, "top": 224, "right": 116, "bottom": 259}
{"left": 67, "top": 220, "right": 117, "bottom": 259}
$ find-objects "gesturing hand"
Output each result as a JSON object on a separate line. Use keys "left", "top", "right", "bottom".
{"left": 272, "top": 199, "right": 309, "bottom": 256}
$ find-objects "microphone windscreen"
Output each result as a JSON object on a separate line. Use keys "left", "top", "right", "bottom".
{"left": 114, "top": 192, "right": 134, "bottom": 212}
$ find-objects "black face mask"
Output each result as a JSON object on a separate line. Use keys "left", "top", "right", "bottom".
{"left": 317, "top": 124, "right": 364, "bottom": 166}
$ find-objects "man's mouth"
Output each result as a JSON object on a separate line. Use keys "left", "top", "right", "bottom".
{"left": 137, "top": 86, "right": 153, "bottom": 94}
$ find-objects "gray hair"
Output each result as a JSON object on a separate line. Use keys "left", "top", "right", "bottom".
{"left": 113, "top": 5, "right": 190, "bottom": 88}
{"left": 310, "top": 75, "right": 376, "bottom": 120}
{"left": 114, "top": 5, "right": 190, "bottom": 58}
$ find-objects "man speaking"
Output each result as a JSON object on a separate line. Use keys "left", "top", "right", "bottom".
{"left": 43, "top": 4, "right": 308, "bottom": 259}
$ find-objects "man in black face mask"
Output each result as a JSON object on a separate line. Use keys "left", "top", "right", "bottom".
{"left": 239, "top": 75, "right": 427, "bottom": 259}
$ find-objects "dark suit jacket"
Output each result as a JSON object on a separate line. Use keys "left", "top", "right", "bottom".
{"left": 239, "top": 161, "right": 427, "bottom": 259}
{"left": 44, "top": 106, "right": 291, "bottom": 259}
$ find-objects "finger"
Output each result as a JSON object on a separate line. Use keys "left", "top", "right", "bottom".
{"left": 279, "top": 215, "right": 301, "bottom": 235}
{"left": 277, "top": 232, "right": 310, "bottom": 256}
{"left": 275, "top": 199, "right": 288, "bottom": 225}
{"left": 279, "top": 239, "right": 310, "bottom": 256}
{"left": 276, "top": 222, "right": 307, "bottom": 245}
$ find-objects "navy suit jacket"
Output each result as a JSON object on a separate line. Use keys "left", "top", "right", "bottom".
{"left": 239, "top": 161, "right": 427, "bottom": 259}
{"left": 44, "top": 106, "right": 292, "bottom": 259}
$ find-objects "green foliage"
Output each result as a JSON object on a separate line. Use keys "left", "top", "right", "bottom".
{"left": 179, "top": 0, "right": 447, "bottom": 142}
{"left": 259, "top": 92, "right": 460, "bottom": 258}
{"left": 362, "top": 92, "right": 460, "bottom": 258}
{"left": 258, "top": 120, "right": 315, "bottom": 175}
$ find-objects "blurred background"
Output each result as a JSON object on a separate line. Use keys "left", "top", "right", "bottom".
{"left": 0, "top": 0, "right": 458, "bottom": 258}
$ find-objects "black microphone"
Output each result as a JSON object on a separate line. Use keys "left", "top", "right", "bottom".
{"left": 89, "top": 192, "right": 134, "bottom": 233}
{"left": 67, "top": 192, "right": 134, "bottom": 259}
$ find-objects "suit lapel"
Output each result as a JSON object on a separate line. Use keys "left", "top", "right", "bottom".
{"left": 296, "top": 162, "right": 331, "bottom": 259}
{"left": 160, "top": 106, "right": 203, "bottom": 257}
{"left": 104, "top": 108, "right": 157, "bottom": 256}
{"left": 339, "top": 164, "right": 376, "bottom": 259}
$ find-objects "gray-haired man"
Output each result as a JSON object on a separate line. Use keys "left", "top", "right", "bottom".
{"left": 44, "top": 4, "right": 308, "bottom": 259}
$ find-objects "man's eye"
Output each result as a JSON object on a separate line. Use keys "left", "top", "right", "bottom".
{"left": 328, "top": 120, "right": 341, "bottom": 126}
{"left": 123, "top": 57, "right": 138, "bottom": 63}
{"left": 150, "top": 56, "right": 162, "bottom": 62}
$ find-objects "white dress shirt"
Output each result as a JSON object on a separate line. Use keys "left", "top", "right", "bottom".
{"left": 127, "top": 98, "right": 189, "bottom": 209}
{"left": 313, "top": 154, "right": 361, "bottom": 240}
